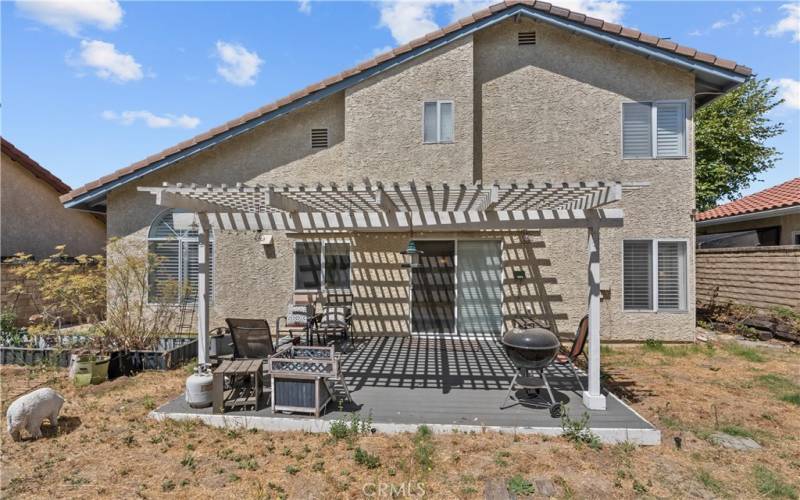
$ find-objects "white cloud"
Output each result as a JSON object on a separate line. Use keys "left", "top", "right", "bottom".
{"left": 377, "top": 0, "right": 625, "bottom": 45}
{"left": 378, "top": 1, "right": 440, "bottom": 45}
{"left": 73, "top": 39, "right": 142, "bottom": 82}
{"left": 767, "top": 3, "right": 800, "bottom": 42}
{"left": 214, "top": 41, "right": 263, "bottom": 86}
{"left": 16, "top": 0, "right": 123, "bottom": 36}
{"left": 298, "top": 0, "right": 311, "bottom": 14}
{"left": 711, "top": 10, "right": 743, "bottom": 30}
{"left": 777, "top": 78, "right": 800, "bottom": 110}
{"left": 102, "top": 110, "right": 200, "bottom": 129}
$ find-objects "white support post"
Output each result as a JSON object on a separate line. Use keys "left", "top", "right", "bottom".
{"left": 196, "top": 213, "right": 211, "bottom": 371}
{"left": 582, "top": 222, "right": 606, "bottom": 410}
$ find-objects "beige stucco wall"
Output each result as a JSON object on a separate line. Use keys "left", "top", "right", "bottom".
{"left": 697, "top": 213, "right": 800, "bottom": 245}
{"left": 1, "top": 152, "right": 106, "bottom": 259}
{"left": 105, "top": 19, "right": 697, "bottom": 341}
{"left": 474, "top": 19, "right": 696, "bottom": 340}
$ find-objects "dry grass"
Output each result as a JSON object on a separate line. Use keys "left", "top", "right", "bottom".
{"left": 2, "top": 337, "right": 799, "bottom": 499}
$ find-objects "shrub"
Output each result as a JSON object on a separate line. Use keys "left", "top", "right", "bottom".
{"left": 507, "top": 475, "right": 535, "bottom": 496}
{"left": 8, "top": 247, "right": 105, "bottom": 333}
{"left": 353, "top": 448, "right": 381, "bottom": 469}
{"left": 560, "top": 405, "right": 602, "bottom": 449}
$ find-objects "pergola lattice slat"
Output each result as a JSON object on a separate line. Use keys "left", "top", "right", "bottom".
{"left": 141, "top": 180, "right": 626, "bottom": 217}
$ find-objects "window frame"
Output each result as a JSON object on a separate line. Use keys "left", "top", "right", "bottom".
{"left": 293, "top": 240, "right": 352, "bottom": 292}
{"left": 792, "top": 231, "right": 800, "bottom": 246}
{"left": 621, "top": 100, "right": 689, "bottom": 160}
{"left": 422, "top": 100, "right": 455, "bottom": 144}
{"left": 622, "top": 238, "right": 689, "bottom": 313}
{"left": 146, "top": 209, "right": 215, "bottom": 305}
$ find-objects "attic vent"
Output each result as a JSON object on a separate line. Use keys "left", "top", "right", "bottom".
{"left": 518, "top": 31, "right": 537, "bottom": 45}
{"left": 311, "top": 128, "right": 328, "bottom": 148}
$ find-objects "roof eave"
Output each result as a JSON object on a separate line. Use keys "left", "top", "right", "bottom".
{"left": 696, "top": 204, "right": 800, "bottom": 227}
{"left": 63, "top": 4, "right": 748, "bottom": 211}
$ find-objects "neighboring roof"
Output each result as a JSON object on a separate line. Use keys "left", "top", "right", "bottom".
{"left": 2, "top": 137, "right": 72, "bottom": 195}
{"left": 697, "top": 178, "right": 800, "bottom": 222}
{"left": 62, "top": 0, "right": 752, "bottom": 211}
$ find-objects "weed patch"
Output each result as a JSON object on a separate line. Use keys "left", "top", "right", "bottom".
{"left": 754, "top": 465, "right": 798, "bottom": 499}
{"left": 413, "top": 425, "right": 435, "bottom": 472}
{"left": 507, "top": 475, "right": 535, "bottom": 496}
{"left": 696, "top": 470, "right": 725, "bottom": 496}
{"left": 560, "top": 405, "right": 601, "bottom": 449}
{"left": 353, "top": 447, "right": 381, "bottom": 469}
{"left": 724, "top": 343, "right": 765, "bottom": 363}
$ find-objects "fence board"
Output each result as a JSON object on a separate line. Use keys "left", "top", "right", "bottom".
{"left": 696, "top": 246, "right": 800, "bottom": 311}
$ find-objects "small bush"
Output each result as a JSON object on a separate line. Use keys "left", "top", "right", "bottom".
{"left": 161, "top": 479, "right": 176, "bottom": 492}
{"left": 507, "top": 475, "right": 535, "bottom": 496}
{"left": 413, "top": 425, "right": 435, "bottom": 471}
{"left": 329, "top": 411, "right": 372, "bottom": 442}
{"left": 560, "top": 405, "right": 602, "bottom": 449}
{"left": 142, "top": 396, "right": 156, "bottom": 410}
{"left": 353, "top": 448, "right": 381, "bottom": 469}
{"left": 754, "top": 465, "right": 798, "bottom": 499}
{"left": 285, "top": 465, "right": 300, "bottom": 476}
{"left": 780, "top": 393, "right": 800, "bottom": 406}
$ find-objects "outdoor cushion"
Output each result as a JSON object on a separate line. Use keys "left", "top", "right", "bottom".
{"left": 286, "top": 304, "right": 313, "bottom": 327}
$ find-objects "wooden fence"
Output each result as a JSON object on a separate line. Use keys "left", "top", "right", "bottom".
{"left": 696, "top": 246, "right": 800, "bottom": 311}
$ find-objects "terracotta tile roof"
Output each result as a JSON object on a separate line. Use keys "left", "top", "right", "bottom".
{"left": 61, "top": 0, "right": 752, "bottom": 205}
{"left": 697, "top": 178, "right": 800, "bottom": 222}
{"left": 2, "top": 137, "right": 72, "bottom": 195}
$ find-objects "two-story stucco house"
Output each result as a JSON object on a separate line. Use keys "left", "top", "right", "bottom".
{"left": 62, "top": 1, "right": 748, "bottom": 411}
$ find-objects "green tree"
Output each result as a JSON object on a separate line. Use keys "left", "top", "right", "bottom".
{"left": 695, "top": 78, "right": 785, "bottom": 211}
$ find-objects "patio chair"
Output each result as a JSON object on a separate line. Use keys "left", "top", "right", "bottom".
{"left": 275, "top": 295, "right": 318, "bottom": 345}
{"left": 314, "top": 304, "right": 352, "bottom": 345}
{"left": 553, "top": 315, "right": 588, "bottom": 392}
{"left": 226, "top": 318, "right": 295, "bottom": 359}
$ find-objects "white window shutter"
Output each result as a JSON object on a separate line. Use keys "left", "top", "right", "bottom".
{"left": 622, "top": 103, "right": 653, "bottom": 158}
{"left": 657, "top": 241, "right": 686, "bottom": 310}
{"left": 656, "top": 102, "right": 686, "bottom": 157}
{"left": 439, "top": 102, "right": 454, "bottom": 142}
{"left": 423, "top": 102, "right": 438, "bottom": 143}
{"left": 623, "top": 241, "right": 653, "bottom": 310}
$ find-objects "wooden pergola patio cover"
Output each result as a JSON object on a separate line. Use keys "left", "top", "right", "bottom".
{"left": 140, "top": 180, "right": 645, "bottom": 412}
{"left": 139, "top": 180, "right": 631, "bottom": 232}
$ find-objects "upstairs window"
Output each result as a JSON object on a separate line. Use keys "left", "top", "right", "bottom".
{"left": 423, "top": 101, "right": 454, "bottom": 143}
{"left": 622, "top": 101, "right": 687, "bottom": 159}
{"left": 148, "top": 209, "right": 214, "bottom": 304}
{"left": 623, "top": 239, "right": 687, "bottom": 312}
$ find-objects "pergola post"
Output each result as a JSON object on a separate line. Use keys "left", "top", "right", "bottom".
{"left": 196, "top": 213, "right": 211, "bottom": 370}
{"left": 582, "top": 222, "right": 606, "bottom": 410}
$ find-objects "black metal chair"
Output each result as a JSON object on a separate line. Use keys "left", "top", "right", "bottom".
{"left": 226, "top": 318, "right": 276, "bottom": 359}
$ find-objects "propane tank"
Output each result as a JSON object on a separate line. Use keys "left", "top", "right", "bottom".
{"left": 185, "top": 369, "right": 213, "bottom": 408}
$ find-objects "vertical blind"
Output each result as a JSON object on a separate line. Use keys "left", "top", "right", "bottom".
{"left": 622, "top": 103, "right": 652, "bottom": 158}
{"left": 148, "top": 210, "right": 214, "bottom": 304}
{"left": 656, "top": 103, "right": 686, "bottom": 157}
{"left": 456, "top": 241, "right": 503, "bottom": 335}
{"left": 423, "top": 102, "right": 438, "bottom": 143}
{"left": 657, "top": 241, "right": 687, "bottom": 310}
{"left": 623, "top": 240, "right": 652, "bottom": 310}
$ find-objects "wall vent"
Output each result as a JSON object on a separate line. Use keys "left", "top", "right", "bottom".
{"left": 518, "top": 31, "right": 537, "bottom": 45}
{"left": 311, "top": 128, "right": 328, "bottom": 148}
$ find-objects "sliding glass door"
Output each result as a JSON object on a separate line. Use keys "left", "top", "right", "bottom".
{"left": 456, "top": 241, "right": 503, "bottom": 336}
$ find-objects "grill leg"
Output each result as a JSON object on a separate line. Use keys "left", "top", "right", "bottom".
{"left": 540, "top": 369, "right": 557, "bottom": 408}
{"left": 500, "top": 372, "right": 519, "bottom": 409}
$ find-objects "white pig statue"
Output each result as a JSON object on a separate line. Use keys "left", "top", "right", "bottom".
{"left": 6, "top": 387, "right": 65, "bottom": 441}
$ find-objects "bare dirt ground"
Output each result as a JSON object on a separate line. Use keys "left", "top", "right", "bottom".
{"left": 1, "top": 335, "right": 798, "bottom": 499}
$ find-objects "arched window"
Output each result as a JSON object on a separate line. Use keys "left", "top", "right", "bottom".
{"left": 147, "top": 209, "right": 214, "bottom": 304}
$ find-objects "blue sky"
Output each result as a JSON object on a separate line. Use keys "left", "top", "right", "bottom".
{"left": 2, "top": 0, "right": 799, "bottom": 199}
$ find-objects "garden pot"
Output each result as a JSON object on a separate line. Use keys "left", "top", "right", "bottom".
{"left": 108, "top": 351, "right": 136, "bottom": 379}
{"left": 70, "top": 354, "right": 93, "bottom": 387}
{"left": 90, "top": 356, "right": 110, "bottom": 384}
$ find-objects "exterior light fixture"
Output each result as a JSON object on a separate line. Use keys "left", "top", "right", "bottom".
{"left": 400, "top": 240, "right": 424, "bottom": 269}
